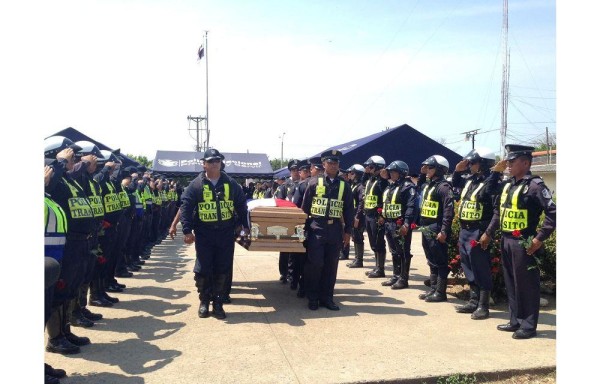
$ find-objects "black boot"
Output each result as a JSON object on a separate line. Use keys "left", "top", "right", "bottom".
{"left": 425, "top": 276, "right": 448, "bottom": 302}
{"left": 456, "top": 284, "right": 480, "bottom": 313}
{"left": 382, "top": 255, "right": 400, "bottom": 286}
{"left": 367, "top": 251, "right": 386, "bottom": 278}
{"left": 212, "top": 274, "right": 228, "bottom": 319}
{"left": 89, "top": 278, "right": 113, "bottom": 307}
{"left": 347, "top": 243, "right": 364, "bottom": 268}
{"left": 419, "top": 274, "right": 437, "bottom": 300}
{"left": 68, "top": 298, "right": 94, "bottom": 328}
{"left": 392, "top": 257, "right": 411, "bottom": 289}
{"left": 195, "top": 274, "right": 211, "bottom": 318}
{"left": 81, "top": 307, "right": 103, "bottom": 321}
{"left": 46, "top": 306, "right": 80, "bottom": 355}
{"left": 471, "top": 290, "right": 490, "bottom": 320}
{"left": 63, "top": 304, "right": 91, "bottom": 347}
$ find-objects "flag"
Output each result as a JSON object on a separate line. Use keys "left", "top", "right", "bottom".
{"left": 197, "top": 44, "right": 205, "bottom": 60}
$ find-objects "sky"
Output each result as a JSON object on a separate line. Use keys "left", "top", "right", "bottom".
{"left": 4, "top": 0, "right": 558, "bottom": 162}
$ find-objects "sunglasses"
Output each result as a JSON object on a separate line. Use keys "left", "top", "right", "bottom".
{"left": 426, "top": 165, "right": 436, "bottom": 170}
{"left": 206, "top": 158, "right": 221, "bottom": 164}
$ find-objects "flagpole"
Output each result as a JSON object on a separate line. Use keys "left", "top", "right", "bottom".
{"left": 204, "top": 30, "right": 209, "bottom": 150}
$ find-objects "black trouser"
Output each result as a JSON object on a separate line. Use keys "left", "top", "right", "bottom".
{"left": 290, "top": 252, "right": 307, "bottom": 288}
{"left": 278, "top": 252, "right": 290, "bottom": 278}
{"left": 139, "top": 211, "right": 153, "bottom": 252}
{"left": 459, "top": 227, "right": 492, "bottom": 290}
{"left": 45, "top": 257, "right": 61, "bottom": 325}
{"left": 304, "top": 220, "right": 343, "bottom": 302}
{"left": 501, "top": 235, "right": 541, "bottom": 331}
{"left": 151, "top": 207, "right": 161, "bottom": 242}
{"left": 98, "top": 224, "right": 119, "bottom": 284}
{"left": 421, "top": 222, "right": 449, "bottom": 279}
{"left": 127, "top": 215, "right": 144, "bottom": 260}
{"left": 193, "top": 226, "right": 236, "bottom": 300}
{"left": 114, "top": 215, "right": 133, "bottom": 274}
{"left": 53, "top": 235, "right": 91, "bottom": 306}
{"left": 365, "top": 213, "right": 386, "bottom": 252}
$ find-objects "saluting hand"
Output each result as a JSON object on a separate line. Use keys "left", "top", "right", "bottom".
{"left": 492, "top": 159, "right": 508, "bottom": 173}
{"left": 44, "top": 165, "right": 54, "bottom": 187}
{"left": 455, "top": 159, "right": 469, "bottom": 172}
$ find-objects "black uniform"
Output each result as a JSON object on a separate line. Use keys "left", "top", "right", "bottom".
{"left": 417, "top": 174, "right": 455, "bottom": 301}
{"left": 381, "top": 177, "right": 417, "bottom": 287}
{"left": 363, "top": 174, "right": 389, "bottom": 275}
{"left": 489, "top": 171, "right": 556, "bottom": 332}
{"left": 290, "top": 177, "right": 310, "bottom": 295}
{"left": 452, "top": 170, "right": 498, "bottom": 291}
{"left": 180, "top": 171, "right": 249, "bottom": 312}
{"left": 301, "top": 175, "right": 354, "bottom": 306}
{"left": 346, "top": 176, "right": 366, "bottom": 267}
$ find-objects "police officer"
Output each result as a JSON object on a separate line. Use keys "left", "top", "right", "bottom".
{"left": 44, "top": 136, "right": 95, "bottom": 354}
{"left": 380, "top": 161, "right": 418, "bottom": 289}
{"left": 417, "top": 155, "right": 455, "bottom": 303}
{"left": 180, "top": 149, "right": 249, "bottom": 319}
{"left": 301, "top": 150, "right": 354, "bottom": 310}
{"left": 362, "top": 155, "right": 389, "bottom": 278}
{"left": 68, "top": 141, "right": 105, "bottom": 327}
{"left": 452, "top": 147, "right": 498, "bottom": 319}
{"left": 346, "top": 164, "right": 367, "bottom": 268}
{"left": 90, "top": 150, "right": 123, "bottom": 306}
{"left": 125, "top": 167, "right": 146, "bottom": 269}
{"left": 309, "top": 156, "right": 325, "bottom": 178}
{"left": 44, "top": 160, "right": 68, "bottom": 383}
{"left": 489, "top": 144, "right": 556, "bottom": 339}
{"left": 289, "top": 159, "right": 311, "bottom": 296}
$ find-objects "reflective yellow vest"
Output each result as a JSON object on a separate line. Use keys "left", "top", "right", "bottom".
{"left": 499, "top": 183, "right": 528, "bottom": 232}
{"left": 310, "top": 177, "right": 346, "bottom": 219}
{"left": 458, "top": 180, "right": 485, "bottom": 221}
{"left": 197, "top": 183, "right": 234, "bottom": 222}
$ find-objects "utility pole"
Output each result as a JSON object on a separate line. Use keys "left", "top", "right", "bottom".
{"left": 500, "top": 0, "right": 510, "bottom": 157}
{"left": 462, "top": 129, "right": 479, "bottom": 149}
{"left": 280, "top": 132, "right": 286, "bottom": 169}
{"left": 546, "top": 126, "right": 551, "bottom": 164}
{"left": 187, "top": 115, "right": 207, "bottom": 152}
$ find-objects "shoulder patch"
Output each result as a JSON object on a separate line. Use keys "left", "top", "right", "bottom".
{"left": 542, "top": 187, "right": 552, "bottom": 200}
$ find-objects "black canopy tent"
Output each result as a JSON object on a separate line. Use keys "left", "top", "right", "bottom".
{"left": 152, "top": 150, "right": 274, "bottom": 178}
{"left": 47, "top": 127, "right": 141, "bottom": 168}
{"left": 273, "top": 124, "right": 462, "bottom": 178}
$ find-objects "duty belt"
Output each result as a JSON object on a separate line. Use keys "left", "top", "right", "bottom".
{"left": 67, "top": 232, "right": 93, "bottom": 240}
{"left": 460, "top": 220, "right": 489, "bottom": 230}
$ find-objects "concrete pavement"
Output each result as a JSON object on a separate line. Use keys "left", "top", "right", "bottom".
{"left": 45, "top": 231, "right": 556, "bottom": 383}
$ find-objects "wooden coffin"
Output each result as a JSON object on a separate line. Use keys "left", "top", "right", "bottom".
{"left": 237, "top": 206, "right": 307, "bottom": 253}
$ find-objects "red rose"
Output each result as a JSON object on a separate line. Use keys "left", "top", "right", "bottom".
{"left": 102, "top": 220, "right": 112, "bottom": 229}
{"left": 97, "top": 256, "right": 107, "bottom": 265}
{"left": 491, "top": 266, "right": 500, "bottom": 274}
{"left": 55, "top": 279, "right": 66, "bottom": 290}
{"left": 396, "top": 218, "right": 403, "bottom": 226}
{"left": 410, "top": 223, "right": 418, "bottom": 230}
{"left": 470, "top": 240, "right": 478, "bottom": 247}
{"left": 492, "top": 257, "right": 500, "bottom": 264}
{"left": 512, "top": 229, "right": 521, "bottom": 237}
{"left": 377, "top": 208, "right": 383, "bottom": 214}
{"left": 455, "top": 255, "right": 461, "bottom": 261}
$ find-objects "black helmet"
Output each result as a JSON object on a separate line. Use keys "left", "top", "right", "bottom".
{"left": 97, "top": 149, "right": 121, "bottom": 165}
{"left": 44, "top": 136, "right": 81, "bottom": 159}
{"left": 346, "top": 164, "right": 365, "bottom": 176}
{"left": 363, "top": 155, "right": 386, "bottom": 170}
{"left": 463, "top": 147, "right": 496, "bottom": 171}
{"left": 73, "top": 140, "right": 103, "bottom": 159}
{"left": 422, "top": 155, "right": 449, "bottom": 175}
{"left": 385, "top": 160, "right": 409, "bottom": 177}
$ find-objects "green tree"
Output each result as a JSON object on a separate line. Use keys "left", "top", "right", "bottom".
{"left": 127, "top": 154, "right": 152, "bottom": 168}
